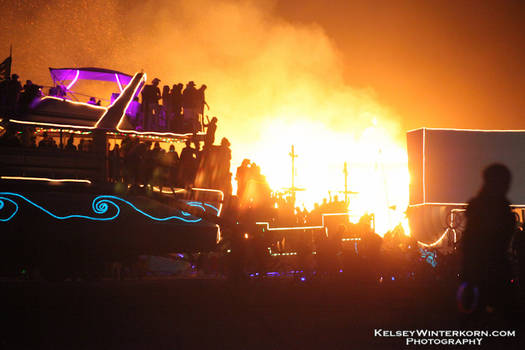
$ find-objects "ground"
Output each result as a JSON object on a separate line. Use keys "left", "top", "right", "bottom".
{"left": 2, "top": 277, "right": 523, "bottom": 349}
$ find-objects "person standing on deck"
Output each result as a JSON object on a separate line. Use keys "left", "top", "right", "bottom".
{"left": 141, "top": 78, "right": 161, "bottom": 130}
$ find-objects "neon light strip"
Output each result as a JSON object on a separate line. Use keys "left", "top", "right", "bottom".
{"left": 190, "top": 188, "right": 224, "bottom": 243}
{"left": 115, "top": 73, "right": 123, "bottom": 92}
{"left": 151, "top": 186, "right": 186, "bottom": 194}
{"left": 191, "top": 188, "right": 224, "bottom": 216}
{"left": 422, "top": 127, "right": 426, "bottom": 204}
{"left": 10, "top": 119, "right": 97, "bottom": 130}
{"left": 256, "top": 212, "right": 349, "bottom": 232}
{"left": 407, "top": 127, "right": 525, "bottom": 133}
{"left": 35, "top": 127, "right": 92, "bottom": 135}
{"left": 0, "top": 193, "right": 202, "bottom": 223}
{"left": 94, "top": 72, "right": 146, "bottom": 129}
{"left": 417, "top": 228, "right": 450, "bottom": 248}
{"left": 204, "top": 203, "right": 219, "bottom": 213}
{"left": 39, "top": 96, "right": 107, "bottom": 110}
{"left": 410, "top": 202, "right": 525, "bottom": 208}
{"left": 1, "top": 176, "right": 91, "bottom": 184}
{"left": 116, "top": 130, "right": 206, "bottom": 137}
{"left": 409, "top": 202, "right": 468, "bottom": 207}
{"left": 66, "top": 69, "right": 80, "bottom": 91}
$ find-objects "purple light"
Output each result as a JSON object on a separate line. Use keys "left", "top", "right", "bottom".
{"left": 115, "top": 73, "right": 123, "bottom": 92}
{"left": 339, "top": 269, "right": 343, "bottom": 273}
{"left": 391, "top": 277, "right": 395, "bottom": 281}
{"left": 66, "top": 69, "right": 80, "bottom": 91}
{"left": 300, "top": 277, "right": 306, "bottom": 282}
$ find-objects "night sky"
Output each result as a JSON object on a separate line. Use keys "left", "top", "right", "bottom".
{"left": 2, "top": 0, "right": 525, "bottom": 131}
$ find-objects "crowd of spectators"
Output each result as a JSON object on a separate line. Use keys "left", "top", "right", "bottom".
{"left": 0, "top": 73, "right": 43, "bottom": 118}
{"left": 0, "top": 72, "right": 211, "bottom": 135}
{"left": 0, "top": 121, "right": 231, "bottom": 193}
{"left": 138, "top": 78, "right": 209, "bottom": 134}
{"left": 107, "top": 135, "right": 232, "bottom": 193}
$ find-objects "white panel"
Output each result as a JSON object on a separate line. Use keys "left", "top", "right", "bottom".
{"left": 421, "top": 129, "right": 525, "bottom": 205}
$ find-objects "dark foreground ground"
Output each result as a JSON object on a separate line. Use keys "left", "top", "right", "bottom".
{"left": 2, "top": 277, "right": 523, "bottom": 349}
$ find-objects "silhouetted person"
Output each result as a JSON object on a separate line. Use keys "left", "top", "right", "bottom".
{"left": 38, "top": 131, "right": 56, "bottom": 149}
{"left": 64, "top": 134, "right": 76, "bottom": 151}
{"left": 236, "top": 159, "right": 250, "bottom": 199}
{"left": 218, "top": 137, "right": 232, "bottom": 195}
{"left": 179, "top": 139, "right": 196, "bottom": 186}
{"left": 141, "top": 78, "right": 161, "bottom": 130}
{"left": 196, "top": 84, "right": 209, "bottom": 130}
{"left": 6, "top": 74, "right": 22, "bottom": 116}
{"left": 161, "top": 85, "right": 170, "bottom": 130}
{"left": 18, "top": 80, "right": 41, "bottom": 113}
{"left": 151, "top": 141, "right": 165, "bottom": 188}
{"left": 461, "top": 163, "right": 516, "bottom": 320}
{"left": 182, "top": 81, "right": 198, "bottom": 133}
{"left": 203, "top": 116, "right": 217, "bottom": 148}
{"left": 110, "top": 143, "right": 122, "bottom": 182}
{"left": 169, "top": 83, "right": 183, "bottom": 130}
{"left": 165, "top": 144, "right": 179, "bottom": 187}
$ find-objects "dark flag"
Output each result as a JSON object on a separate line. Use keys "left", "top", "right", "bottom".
{"left": 0, "top": 56, "right": 12, "bottom": 80}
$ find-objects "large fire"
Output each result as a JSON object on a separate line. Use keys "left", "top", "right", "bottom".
{"left": 2, "top": 0, "right": 411, "bottom": 235}
{"left": 225, "top": 115, "right": 409, "bottom": 235}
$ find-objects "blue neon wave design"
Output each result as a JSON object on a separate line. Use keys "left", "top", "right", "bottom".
{"left": 204, "top": 203, "right": 219, "bottom": 213}
{"left": 0, "top": 192, "right": 203, "bottom": 223}
{"left": 185, "top": 201, "right": 220, "bottom": 214}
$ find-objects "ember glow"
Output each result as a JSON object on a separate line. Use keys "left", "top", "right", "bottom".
{"left": 2, "top": 0, "right": 409, "bottom": 234}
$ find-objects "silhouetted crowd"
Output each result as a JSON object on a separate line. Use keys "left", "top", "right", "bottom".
{"left": 108, "top": 136, "right": 231, "bottom": 192}
{"left": 0, "top": 73, "right": 43, "bottom": 118}
{"left": 0, "top": 120, "right": 231, "bottom": 193}
{"left": 138, "top": 78, "right": 209, "bottom": 134}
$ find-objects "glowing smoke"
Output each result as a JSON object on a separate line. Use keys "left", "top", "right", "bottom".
{"left": 0, "top": 0, "right": 409, "bottom": 233}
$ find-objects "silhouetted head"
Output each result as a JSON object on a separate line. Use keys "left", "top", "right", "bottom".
{"left": 211, "top": 117, "right": 217, "bottom": 123}
{"left": 169, "top": 144, "right": 175, "bottom": 152}
{"left": 11, "top": 74, "right": 19, "bottom": 80}
{"left": 187, "top": 81, "right": 195, "bottom": 88}
{"left": 481, "top": 163, "right": 511, "bottom": 197}
{"left": 221, "top": 137, "right": 230, "bottom": 147}
{"left": 152, "top": 78, "right": 160, "bottom": 86}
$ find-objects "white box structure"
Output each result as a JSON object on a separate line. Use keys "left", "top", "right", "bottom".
{"left": 407, "top": 128, "right": 525, "bottom": 206}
